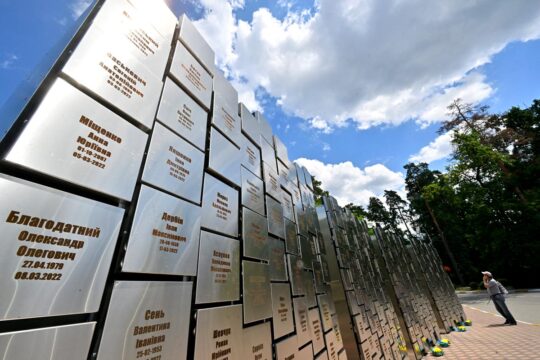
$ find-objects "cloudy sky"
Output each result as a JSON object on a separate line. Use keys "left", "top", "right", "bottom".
{"left": 1, "top": 0, "right": 539, "bottom": 206}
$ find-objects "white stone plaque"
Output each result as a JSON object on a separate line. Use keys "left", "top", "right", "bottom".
{"left": 242, "top": 323, "right": 272, "bottom": 360}
{"left": 298, "top": 344, "right": 314, "bottom": 360}
{"left": 122, "top": 185, "right": 201, "bottom": 275}
{"left": 318, "top": 294, "right": 333, "bottom": 332}
{"left": 201, "top": 173, "right": 239, "bottom": 237}
{"left": 156, "top": 77, "right": 208, "bottom": 151}
{"left": 325, "top": 330, "right": 339, "bottom": 360}
{"left": 242, "top": 207, "right": 269, "bottom": 261}
{"left": 293, "top": 297, "right": 311, "bottom": 346}
{"left": 0, "top": 174, "right": 123, "bottom": 321}
{"left": 309, "top": 308, "right": 325, "bottom": 354}
{"left": 97, "top": 281, "right": 192, "bottom": 360}
{"left": 6, "top": 78, "right": 147, "bottom": 201}
{"left": 208, "top": 127, "right": 241, "bottom": 186}
{"left": 194, "top": 305, "right": 243, "bottom": 359}
{"left": 241, "top": 167, "right": 264, "bottom": 215}
{"left": 271, "top": 283, "right": 294, "bottom": 339}
{"left": 242, "top": 261, "right": 272, "bottom": 324}
{"left": 0, "top": 323, "right": 94, "bottom": 360}
{"left": 275, "top": 335, "right": 298, "bottom": 360}
{"left": 142, "top": 122, "right": 205, "bottom": 204}
{"left": 196, "top": 231, "right": 240, "bottom": 304}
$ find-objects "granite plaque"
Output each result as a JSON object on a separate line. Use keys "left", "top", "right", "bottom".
{"left": 62, "top": 23, "right": 164, "bottom": 129}
{"left": 194, "top": 305, "right": 243, "bottom": 359}
{"left": 299, "top": 235, "right": 314, "bottom": 270}
{"left": 242, "top": 207, "right": 269, "bottom": 261}
{"left": 271, "top": 283, "right": 294, "bottom": 339}
{"left": 293, "top": 297, "right": 311, "bottom": 346}
{"left": 284, "top": 219, "right": 299, "bottom": 255}
{"left": 241, "top": 134, "right": 262, "bottom": 178}
{"left": 281, "top": 189, "right": 295, "bottom": 222}
{"left": 303, "top": 271, "right": 318, "bottom": 308}
{"left": 242, "top": 323, "right": 272, "bottom": 360}
{"left": 196, "top": 231, "right": 240, "bottom": 303}
{"left": 142, "top": 122, "right": 205, "bottom": 204}
{"left": 0, "top": 174, "right": 123, "bottom": 321}
{"left": 201, "top": 173, "right": 239, "bottom": 237}
{"left": 170, "top": 40, "right": 212, "bottom": 109}
{"left": 263, "top": 162, "right": 281, "bottom": 200}
{"left": 241, "top": 167, "right": 264, "bottom": 215}
{"left": 261, "top": 137, "right": 277, "bottom": 172}
{"left": 6, "top": 78, "right": 147, "bottom": 201}
{"left": 273, "top": 135, "right": 288, "bottom": 163}
{"left": 97, "top": 281, "right": 192, "bottom": 360}
{"left": 255, "top": 111, "right": 273, "bottom": 145}
{"left": 178, "top": 14, "right": 215, "bottom": 75}
{"left": 318, "top": 294, "right": 333, "bottom": 332}
{"left": 324, "top": 330, "right": 339, "bottom": 360}
{"left": 243, "top": 261, "right": 272, "bottom": 323}
{"left": 268, "top": 238, "right": 287, "bottom": 281}
{"left": 156, "top": 77, "right": 208, "bottom": 151}
{"left": 275, "top": 335, "right": 298, "bottom": 360}
{"left": 287, "top": 254, "right": 305, "bottom": 296}
{"left": 266, "top": 195, "right": 285, "bottom": 238}
{"left": 208, "top": 127, "right": 241, "bottom": 186}
{"left": 0, "top": 323, "right": 94, "bottom": 360}
{"left": 308, "top": 308, "right": 325, "bottom": 354}
{"left": 239, "top": 103, "right": 260, "bottom": 146}
{"left": 212, "top": 94, "right": 242, "bottom": 147}
{"left": 298, "top": 344, "right": 314, "bottom": 360}
{"left": 122, "top": 185, "right": 201, "bottom": 275}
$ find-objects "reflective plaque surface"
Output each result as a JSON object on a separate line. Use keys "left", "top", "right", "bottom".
{"left": 242, "top": 261, "right": 272, "bottom": 324}
{"left": 309, "top": 307, "right": 325, "bottom": 354}
{"left": 196, "top": 231, "right": 240, "bottom": 303}
{"left": 242, "top": 322, "right": 272, "bottom": 360}
{"left": 287, "top": 254, "right": 305, "bottom": 296}
{"left": 303, "top": 271, "right": 318, "bottom": 308}
{"left": 242, "top": 207, "right": 269, "bottom": 261}
{"left": 241, "top": 167, "right": 264, "bottom": 215}
{"left": 293, "top": 297, "right": 311, "bottom": 346}
{"left": 6, "top": 78, "right": 147, "bottom": 201}
{"left": 313, "top": 261, "right": 326, "bottom": 294}
{"left": 241, "top": 134, "right": 262, "bottom": 178}
{"left": 325, "top": 330, "right": 339, "bottom": 360}
{"left": 284, "top": 219, "right": 299, "bottom": 255}
{"left": 170, "top": 40, "right": 212, "bottom": 109}
{"left": 299, "top": 235, "right": 314, "bottom": 270}
{"left": 142, "top": 122, "right": 205, "bottom": 204}
{"left": 0, "top": 323, "right": 94, "bottom": 360}
{"left": 271, "top": 283, "right": 294, "bottom": 339}
{"left": 123, "top": 185, "right": 201, "bottom": 275}
{"left": 194, "top": 305, "right": 242, "bottom": 359}
{"left": 273, "top": 135, "right": 288, "bottom": 163}
{"left": 281, "top": 189, "right": 295, "bottom": 222}
{"left": 268, "top": 237, "right": 287, "bottom": 281}
{"left": 318, "top": 294, "right": 333, "bottom": 332}
{"left": 255, "top": 111, "right": 273, "bottom": 145}
{"left": 239, "top": 103, "right": 260, "bottom": 146}
{"left": 213, "top": 70, "right": 239, "bottom": 114}
{"left": 97, "top": 281, "right": 192, "bottom": 360}
{"left": 156, "top": 77, "right": 208, "bottom": 151}
{"left": 0, "top": 174, "right": 123, "bottom": 320}
{"left": 275, "top": 335, "right": 298, "bottom": 360}
{"left": 201, "top": 173, "right": 239, "bottom": 237}
{"left": 263, "top": 162, "right": 280, "bottom": 200}
{"left": 266, "top": 195, "right": 284, "bottom": 238}
{"left": 208, "top": 127, "right": 241, "bottom": 186}
{"left": 178, "top": 15, "right": 214, "bottom": 74}
{"left": 212, "top": 94, "right": 242, "bottom": 147}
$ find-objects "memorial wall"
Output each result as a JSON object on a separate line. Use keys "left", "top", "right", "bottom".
{"left": 0, "top": 1, "right": 464, "bottom": 359}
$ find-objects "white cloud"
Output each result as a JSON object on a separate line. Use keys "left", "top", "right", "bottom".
{"left": 70, "top": 0, "right": 92, "bottom": 20}
{"left": 0, "top": 54, "right": 18, "bottom": 70}
{"left": 409, "top": 131, "right": 454, "bottom": 164}
{"left": 322, "top": 143, "right": 331, "bottom": 152}
{"left": 194, "top": 0, "right": 540, "bottom": 131}
{"left": 295, "top": 158, "right": 405, "bottom": 207}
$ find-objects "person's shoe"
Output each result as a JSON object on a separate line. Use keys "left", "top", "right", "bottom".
{"left": 503, "top": 320, "right": 510, "bottom": 324}
{"left": 506, "top": 322, "right": 517, "bottom": 326}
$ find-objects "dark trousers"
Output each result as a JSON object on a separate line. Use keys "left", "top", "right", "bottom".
{"left": 492, "top": 294, "right": 516, "bottom": 323}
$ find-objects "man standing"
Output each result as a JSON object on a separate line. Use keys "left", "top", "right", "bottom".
{"left": 482, "top": 271, "right": 517, "bottom": 325}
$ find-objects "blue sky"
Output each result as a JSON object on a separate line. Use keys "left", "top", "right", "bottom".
{"left": 1, "top": 0, "right": 540, "bottom": 206}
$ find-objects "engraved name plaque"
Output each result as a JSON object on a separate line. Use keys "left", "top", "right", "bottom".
{"left": 299, "top": 235, "right": 314, "bottom": 270}
{"left": 6, "top": 78, "right": 147, "bottom": 201}
{"left": 263, "top": 162, "right": 281, "bottom": 200}
{"left": 0, "top": 174, "right": 123, "bottom": 321}
{"left": 0, "top": 323, "right": 94, "bottom": 360}
{"left": 242, "top": 207, "right": 269, "bottom": 261}
{"left": 316, "top": 351, "right": 330, "bottom": 360}
{"left": 281, "top": 189, "right": 295, "bottom": 222}
{"left": 142, "top": 122, "right": 205, "bottom": 204}
{"left": 242, "top": 261, "right": 272, "bottom": 324}
{"left": 275, "top": 335, "right": 298, "bottom": 360}
{"left": 239, "top": 103, "right": 260, "bottom": 147}
{"left": 241, "top": 167, "right": 264, "bottom": 215}
{"left": 261, "top": 138, "right": 277, "bottom": 173}
{"left": 284, "top": 219, "right": 299, "bottom": 255}
{"left": 274, "top": 135, "right": 288, "bottom": 163}
{"left": 242, "top": 323, "right": 272, "bottom": 360}
{"left": 309, "top": 308, "right": 325, "bottom": 354}
{"left": 268, "top": 237, "right": 287, "bottom": 281}
{"left": 156, "top": 77, "right": 208, "bottom": 151}
{"left": 97, "top": 281, "right": 192, "bottom": 360}
{"left": 122, "top": 185, "right": 201, "bottom": 275}
{"left": 170, "top": 40, "right": 212, "bottom": 109}
{"left": 298, "top": 344, "right": 314, "bottom": 360}
{"left": 266, "top": 195, "right": 285, "bottom": 238}
{"left": 318, "top": 294, "right": 333, "bottom": 332}
{"left": 178, "top": 15, "right": 215, "bottom": 75}
{"left": 271, "top": 283, "right": 294, "bottom": 339}
{"left": 201, "top": 173, "right": 239, "bottom": 237}
{"left": 303, "top": 271, "right": 318, "bottom": 308}
{"left": 196, "top": 230, "right": 240, "bottom": 303}
{"left": 287, "top": 254, "right": 305, "bottom": 296}
{"left": 208, "top": 127, "right": 241, "bottom": 186}
{"left": 293, "top": 297, "right": 311, "bottom": 346}
{"left": 325, "top": 330, "right": 339, "bottom": 360}
{"left": 255, "top": 111, "right": 273, "bottom": 145}
{"left": 194, "top": 305, "right": 242, "bottom": 359}
{"left": 241, "top": 134, "right": 262, "bottom": 178}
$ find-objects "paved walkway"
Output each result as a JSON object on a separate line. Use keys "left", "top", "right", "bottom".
{"left": 426, "top": 305, "right": 540, "bottom": 359}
